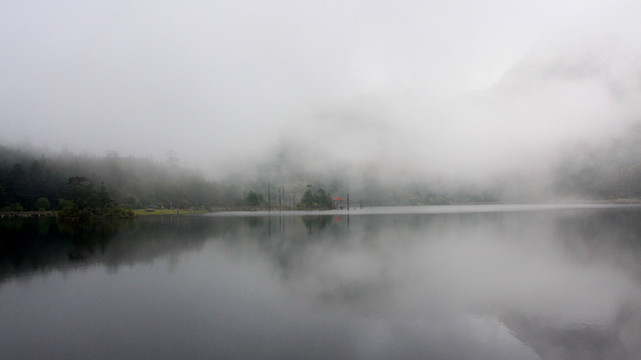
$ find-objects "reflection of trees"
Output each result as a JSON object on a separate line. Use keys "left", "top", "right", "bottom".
{"left": 1, "top": 217, "right": 72, "bottom": 281}
{"left": 4, "top": 209, "right": 641, "bottom": 358}
{"left": 0, "top": 217, "right": 220, "bottom": 281}
{"left": 57, "top": 219, "right": 134, "bottom": 260}
{"left": 244, "top": 216, "right": 264, "bottom": 228}
{"left": 301, "top": 215, "right": 333, "bottom": 233}
{"left": 11, "top": 209, "right": 641, "bottom": 287}
{"left": 0, "top": 214, "right": 351, "bottom": 283}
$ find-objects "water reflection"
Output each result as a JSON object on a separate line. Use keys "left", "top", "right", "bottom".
{"left": 1, "top": 207, "right": 641, "bottom": 359}
{"left": 301, "top": 215, "right": 334, "bottom": 232}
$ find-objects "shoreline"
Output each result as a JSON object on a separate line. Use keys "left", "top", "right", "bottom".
{"left": 4, "top": 199, "right": 641, "bottom": 219}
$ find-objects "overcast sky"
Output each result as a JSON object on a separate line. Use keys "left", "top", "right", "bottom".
{"left": 2, "top": 0, "right": 640, "bottom": 179}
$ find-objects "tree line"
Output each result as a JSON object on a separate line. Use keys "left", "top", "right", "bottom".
{"left": 4, "top": 128, "right": 641, "bottom": 214}
{"left": 0, "top": 145, "right": 345, "bottom": 213}
{"left": 0, "top": 146, "right": 244, "bottom": 212}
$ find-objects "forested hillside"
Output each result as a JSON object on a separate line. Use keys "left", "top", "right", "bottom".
{"left": 3, "top": 128, "right": 641, "bottom": 213}
{"left": 0, "top": 144, "right": 498, "bottom": 211}
{"left": 0, "top": 146, "right": 243, "bottom": 211}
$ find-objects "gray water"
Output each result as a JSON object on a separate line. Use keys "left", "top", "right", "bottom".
{"left": 2, "top": 204, "right": 641, "bottom": 359}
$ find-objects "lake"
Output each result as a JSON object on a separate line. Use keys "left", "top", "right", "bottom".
{"left": 1, "top": 204, "right": 641, "bottom": 359}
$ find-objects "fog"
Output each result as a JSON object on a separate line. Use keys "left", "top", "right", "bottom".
{"left": 2, "top": 0, "right": 641, "bottom": 184}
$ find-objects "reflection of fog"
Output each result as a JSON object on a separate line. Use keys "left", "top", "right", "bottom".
{"left": 2, "top": 207, "right": 641, "bottom": 358}
{"left": 273, "top": 210, "right": 641, "bottom": 359}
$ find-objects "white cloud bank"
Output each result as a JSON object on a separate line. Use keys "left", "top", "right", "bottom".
{"left": 2, "top": 0, "right": 640, "bottom": 180}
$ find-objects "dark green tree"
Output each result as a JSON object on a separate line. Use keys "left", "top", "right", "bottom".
{"left": 245, "top": 191, "right": 264, "bottom": 206}
{"left": 36, "top": 197, "right": 50, "bottom": 210}
{"left": 297, "top": 187, "right": 334, "bottom": 210}
{"left": 94, "top": 182, "right": 114, "bottom": 208}
{"left": 67, "top": 176, "right": 94, "bottom": 209}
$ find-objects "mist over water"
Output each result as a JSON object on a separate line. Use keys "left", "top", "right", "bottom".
{"left": 2, "top": 205, "right": 641, "bottom": 359}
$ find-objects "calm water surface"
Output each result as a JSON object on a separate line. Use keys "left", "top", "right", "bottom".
{"left": 2, "top": 204, "right": 641, "bottom": 359}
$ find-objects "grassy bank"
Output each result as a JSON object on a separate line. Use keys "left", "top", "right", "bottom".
{"left": 133, "top": 209, "right": 209, "bottom": 216}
